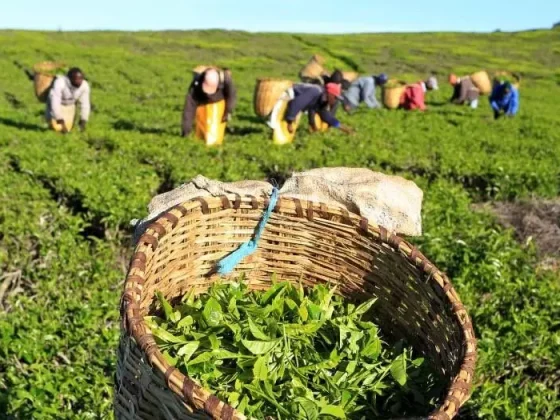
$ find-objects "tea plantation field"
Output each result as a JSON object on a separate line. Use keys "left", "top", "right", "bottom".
{"left": 0, "top": 29, "right": 559, "bottom": 418}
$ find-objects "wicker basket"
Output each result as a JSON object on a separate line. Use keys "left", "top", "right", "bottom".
{"left": 116, "top": 195, "right": 477, "bottom": 420}
{"left": 342, "top": 71, "right": 359, "bottom": 83}
{"left": 253, "top": 78, "right": 293, "bottom": 118}
{"left": 470, "top": 71, "right": 492, "bottom": 95}
{"left": 382, "top": 80, "right": 408, "bottom": 109}
{"left": 32, "top": 61, "right": 64, "bottom": 103}
{"left": 299, "top": 54, "right": 326, "bottom": 82}
{"left": 493, "top": 71, "right": 521, "bottom": 89}
{"left": 192, "top": 65, "right": 213, "bottom": 79}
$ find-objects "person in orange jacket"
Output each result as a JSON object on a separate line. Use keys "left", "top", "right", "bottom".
{"left": 399, "top": 76, "right": 438, "bottom": 111}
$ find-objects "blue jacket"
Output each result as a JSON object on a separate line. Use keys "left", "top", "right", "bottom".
{"left": 343, "top": 76, "right": 380, "bottom": 109}
{"left": 490, "top": 84, "right": 519, "bottom": 116}
{"left": 285, "top": 83, "right": 340, "bottom": 128}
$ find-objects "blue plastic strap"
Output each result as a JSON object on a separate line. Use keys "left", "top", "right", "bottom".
{"left": 215, "top": 188, "right": 279, "bottom": 275}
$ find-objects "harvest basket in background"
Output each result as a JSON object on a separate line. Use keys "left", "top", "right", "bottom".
{"left": 299, "top": 54, "right": 327, "bottom": 83}
{"left": 494, "top": 71, "right": 521, "bottom": 89}
{"left": 32, "top": 61, "right": 65, "bottom": 103}
{"left": 192, "top": 65, "right": 214, "bottom": 79}
{"left": 253, "top": 78, "right": 293, "bottom": 118}
{"left": 470, "top": 71, "right": 492, "bottom": 95}
{"left": 382, "top": 79, "right": 408, "bottom": 109}
{"left": 341, "top": 71, "right": 359, "bottom": 83}
{"left": 115, "top": 195, "right": 477, "bottom": 420}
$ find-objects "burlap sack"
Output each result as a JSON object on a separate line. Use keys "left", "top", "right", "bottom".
{"left": 279, "top": 168, "right": 423, "bottom": 236}
{"left": 132, "top": 168, "right": 423, "bottom": 240}
{"left": 132, "top": 175, "right": 273, "bottom": 241}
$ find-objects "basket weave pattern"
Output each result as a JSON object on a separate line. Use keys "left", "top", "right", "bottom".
{"left": 33, "top": 61, "right": 64, "bottom": 103}
{"left": 116, "top": 195, "right": 476, "bottom": 420}
{"left": 470, "top": 71, "right": 492, "bottom": 95}
{"left": 382, "top": 80, "right": 408, "bottom": 109}
{"left": 253, "top": 79, "right": 293, "bottom": 118}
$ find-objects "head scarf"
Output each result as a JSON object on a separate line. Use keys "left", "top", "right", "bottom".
{"left": 325, "top": 83, "right": 342, "bottom": 97}
{"left": 377, "top": 73, "right": 389, "bottom": 85}
{"left": 426, "top": 76, "right": 439, "bottom": 90}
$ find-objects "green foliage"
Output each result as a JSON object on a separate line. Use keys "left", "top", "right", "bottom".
{"left": 147, "top": 281, "right": 438, "bottom": 419}
{"left": 0, "top": 28, "right": 559, "bottom": 419}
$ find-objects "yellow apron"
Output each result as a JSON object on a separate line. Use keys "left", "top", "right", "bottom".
{"left": 270, "top": 92, "right": 302, "bottom": 145}
{"left": 49, "top": 104, "right": 76, "bottom": 132}
{"left": 195, "top": 100, "right": 226, "bottom": 146}
{"left": 313, "top": 113, "right": 329, "bottom": 132}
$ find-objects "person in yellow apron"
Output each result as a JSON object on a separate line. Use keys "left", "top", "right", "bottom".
{"left": 268, "top": 82, "right": 354, "bottom": 144}
{"left": 181, "top": 68, "right": 237, "bottom": 145}
{"left": 288, "top": 83, "right": 354, "bottom": 134}
{"left": 46, "top": 68, "right": 90, "bottom": 133}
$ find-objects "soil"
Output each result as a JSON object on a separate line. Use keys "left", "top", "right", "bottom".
{"left": 476, "top": 198, "right": 560, "bottom": 271}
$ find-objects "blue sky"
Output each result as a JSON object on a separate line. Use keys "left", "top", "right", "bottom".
{"left": 1, "top": 0, "right": 558, "bottom": 33}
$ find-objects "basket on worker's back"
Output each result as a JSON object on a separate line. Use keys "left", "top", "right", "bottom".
{"left": 115, "top": 194, "right": 477, "bottom": 420}
{"left": 342, "top": 71, "right": 359, "bottom": 83}
{"left": 253, "top": 78, "right": 293, "bottom": 118}
{"left": 192, "top": 65, "right": 214, "bottom": 79}
{"left": 33, "top": 61, "right": 65, "bottom": 103}
{"left": 382, "top": 79, "right": 407, "bottom": 109}
{"left": 494, "top": 71, "right": 521, "bottom": 90}
{"left": 470, "top": 71, "right": 492, "bottom": 95}
{"left": 299, "top": 54, "right": 327, "bottom": 83}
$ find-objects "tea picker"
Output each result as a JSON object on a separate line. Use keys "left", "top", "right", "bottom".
{"left": 46, "top": 67, "right": 90, "bottom": 133}
{"left": 448, "top": 74, "right": 480, "bottom": 109}
{"left": 284, "top": 83, "right": 354, "bottom": 135}
{"left": 489, "top": 81, "right": 519, "bottom": 119}
{"left": 400, "top": 76, "right": 439, "bottom": 111}
{"left": 342, "top": 73, "right": 389, "bottom": 111}
{"left": 181, "top": 67, "right": 237, "bottom": 145}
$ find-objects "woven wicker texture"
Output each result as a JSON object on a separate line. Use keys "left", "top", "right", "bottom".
{"left": 299, "top": 55, "right": 327, "bottom": 82}
{"left": 116, "top": 195, "right": 476, "bottom": 420}
{"left": 493, "top": 71, "right": 521, "bottom": 89}
{"left": 32, "top": 61, "right": 64, "bottom": 103}
{"left": 192, "top": 65, "right": 212, "bottom": 78}
{"left": 382, "top": 80, "right": 408, "bottom": 109}
{"left": 341, "top": 71, "right": 359, "bottom": 83}
{"left": 470, "top": 71, "right": 492, "bottom": 95}
{"left": 253, "top": 78, "right": 293, "bottom": 118}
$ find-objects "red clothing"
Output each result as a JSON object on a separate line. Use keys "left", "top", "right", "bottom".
{"left": 400, "top": 83, "right": 426, "bottom": 111}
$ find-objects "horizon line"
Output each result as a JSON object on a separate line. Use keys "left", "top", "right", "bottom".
{"left": 0, "top": 26, "right": 554, "bottom": 35}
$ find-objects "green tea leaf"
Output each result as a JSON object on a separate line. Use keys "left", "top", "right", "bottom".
{"left": 187, "top": 351, "right": 214, "bottom": 365}
{"left": 298, "top": 302, "right": 309, "bottom": 321}
{"left": 177, "top": 315, "right": 194, "bottom": 329}
{"left": 353, "top": 298, "right": 377, "bottom": 317}
{"left": 202, "top": 297, "right": 223, "bottom": 327}
{"left": 241, "top": 339, "right": 278, "bottom": 355}
{"left": 296, "top": 397, "right": 319, "bottom": 420}
{"left": 177, "top": 341, "right": 199, "bottom": 363}
{"left": 307, "top": 302, "right": 322, "bottom": 320}
{"left": 361, "top": 336, "right": 381, "bottom": 359}
{"left": 151, "top": 325, "right": 187, "bottom": 344}
{"left": 248, "top": 318, "right": 270, "bottom": 340}
{"left": 390, "top": 353, "right": 408, "bottom": 386}
{"left": 319, "top": 404, "right": 346, "bottom": 418}
{"left": 253, "top": 356, "right": 268, "bottom": 382}
{"left": 156, "top": 291, "right": 178, "bottom": 322}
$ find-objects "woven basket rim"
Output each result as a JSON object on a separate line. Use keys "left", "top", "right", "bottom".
{"left": 121, "top": 194, "right": 477, "bottom": 420}
{"left": 33, "top": 61, "right": 66, "bottom": 74}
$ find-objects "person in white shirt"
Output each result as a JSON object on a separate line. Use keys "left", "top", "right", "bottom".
{"left": 46, "top": 67, "right": 90, "bottom": 133}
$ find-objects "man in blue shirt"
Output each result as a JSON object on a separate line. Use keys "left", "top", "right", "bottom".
{"left": 285, "top": 83, "right": 354, "bottom": 135}
{"left": 490, "top": 82, "right": 519, "bottom": 119}
{"left": 342, "top": 73, "right": 389, "bottom": 111}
